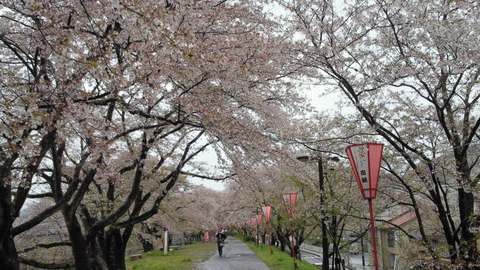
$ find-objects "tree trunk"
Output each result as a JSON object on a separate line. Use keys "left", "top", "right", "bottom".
{"left": 0, "top": 181, "right": 18, "bottom": 270}
{"left": 0, "top": 234, "right": 19, "bottom": 270}
{"left": 104, "top": 228, "right": 127, "bottom": 270}
{"left": 426, "top": 185, "right": 459, "bottom": 265}
{"left": 64, "top": 211, "right": 92, "bottom": 270}
{"left": 141, "top": 238, "right": 154, "bottom": 252}
{"left": 458, "top": 188, "right": 477, "bottom": 264}
{"left": 275, "top": 229, "right": 289, "bottom": 252}
{"left": 270, "top": 234, "right": 277, "bottom": 247}
{"left": 279, "top": 240, "right": 286, "bottom": 251}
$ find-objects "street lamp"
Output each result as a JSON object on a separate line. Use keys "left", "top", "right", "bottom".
{"left": 297, "top": 154, "right": 339, "bottom": 270}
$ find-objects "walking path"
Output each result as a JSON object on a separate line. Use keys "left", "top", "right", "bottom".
{"left": 196, "top": 237, "right": 270, "bottom": 270}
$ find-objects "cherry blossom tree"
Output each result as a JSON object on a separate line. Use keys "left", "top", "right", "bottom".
{"left": 133, "top": 186, "right": 225, "bottom": 252}
{"left": 0, "top": 0, "right": 305, "bottom": 269}
{"left": 279, "top": 0, "right": 480, "bottom": 266}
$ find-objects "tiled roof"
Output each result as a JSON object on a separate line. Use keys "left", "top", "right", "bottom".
{"left": 384, "top": 211, "right": 416, "bottom": 229}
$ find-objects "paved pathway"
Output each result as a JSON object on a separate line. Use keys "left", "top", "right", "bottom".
{"left": 196, "top": 237, "right": 270, "bottom": 270}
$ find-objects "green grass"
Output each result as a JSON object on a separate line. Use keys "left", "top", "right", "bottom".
{"left": 246, "top": 242, "right": 320, "bottom": 270}
{"left": 126, "top": 242, "right": 216, "bottom": 270}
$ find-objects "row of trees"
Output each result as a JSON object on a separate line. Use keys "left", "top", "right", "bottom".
{"left": 221, "top": 1, "right": 480, "bottom": 262}
{"left": 223, "top": 131, "right": 477, "bottom": 269}
{"left": 201, "top": 0, "right": 480, "bottom": 267}
{"left": 0, "top": 1, "right": 305, "bottom": 269}
{"left": 281, "top": 0, "right": 480, "bottom": 266}
{"left": 1, "top": 0, "right": 478, "bottom": 269}
{"left": 220, "top": 144, "right": 373, "bottom": 266}
{"left": 225, "top": 0, "right": 480, "bottom": 268}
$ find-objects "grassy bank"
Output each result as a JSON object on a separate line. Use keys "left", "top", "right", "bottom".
{"left": 246, "top": 242, "right": 320, "bottom": 270}
{"left": 126, "top": 242, "right": 216, "bottom": 270}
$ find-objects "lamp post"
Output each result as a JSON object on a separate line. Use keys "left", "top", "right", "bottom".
{"left": 345, "top": 143, "right": 384, "bottom": 270}
{"left": 297, "top": 154, "right": 339, "bottom": 270}
{"left": 281, "top": 193, "right": 298, "bottom": 270}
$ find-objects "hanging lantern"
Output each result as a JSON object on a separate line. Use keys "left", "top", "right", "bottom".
{"left": 345, "top": 143, "right": 384, "bottom": 199}
{"left": 257, "top": 214, "right": 263, "bottom": 225}
{"left": 262, "top": 205, "right": 272, "bottom": 222}
{"left": 280, "top": 193, "right": 298, "bottom": 214}
{"left": 345, "top": 143, "right": 384, "bottom": 270}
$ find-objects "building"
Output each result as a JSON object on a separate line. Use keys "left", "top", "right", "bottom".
{"left": 378, "top": 210, "right": 417, "bottom": 270}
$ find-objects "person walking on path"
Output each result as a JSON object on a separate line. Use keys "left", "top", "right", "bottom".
{"left": 197, "top": 237, "right": 270, "bottom": 270}
{"left": 216, "top": 231, "right": 227, "bottom": 256}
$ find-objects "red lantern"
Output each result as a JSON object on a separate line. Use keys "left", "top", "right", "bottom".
{"left": 345, "top": 143, "right": 384, "bottom": 270}
{"left": 345, "top": 143, "right": 384, "bottom": 199}
{"left": 262, "top": 206, "right": 272, "bottom": 222}
{"left": 257, "top": 214, "right": 263, "bottom": 225}
{"left": 280, "top": 193, "right": 298, "bottom": 214}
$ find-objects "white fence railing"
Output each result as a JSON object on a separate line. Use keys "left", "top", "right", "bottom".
{"left": 300, "top": 243, "right": 322, "bottom": 256}
{"left": 299, "top": 244, "right": 373, "bottom": 270}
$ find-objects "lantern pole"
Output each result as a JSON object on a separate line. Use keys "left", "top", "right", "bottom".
{"left": 263, "top": 205, "right": 273, "bottom": 254}
{"left": 281, "top": 193, "right": 298, "bottom": 270}
{"left": 267, "top": 220, "right": 273, "bottom": 254}
{"left": 289, "top": 214, "right": 297, "bottom": 269}
{"left": 369, "top": 199, "right": 379, "bottom": 270}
